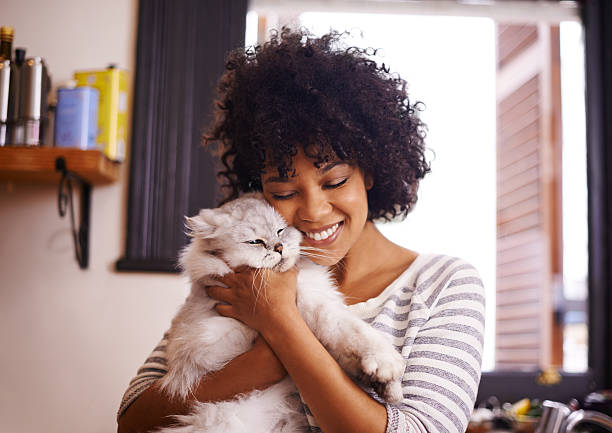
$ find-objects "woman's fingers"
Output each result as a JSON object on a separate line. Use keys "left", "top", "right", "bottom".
{"left": 206, "top": 286, "right": 238, "bottom": 318}
{"left": 206, "top": 285, "right": 234, "bottom": 303}
{"left": 214, "top": 303, "right": 235, "bottom": 318}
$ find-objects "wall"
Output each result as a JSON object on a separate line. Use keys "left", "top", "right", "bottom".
{"left": 0, "top": 0, "right": 189, "bottom": 431}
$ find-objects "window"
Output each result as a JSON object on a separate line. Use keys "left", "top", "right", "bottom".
{"left": 248, "top": 0, "right": 611, "bottom": 400}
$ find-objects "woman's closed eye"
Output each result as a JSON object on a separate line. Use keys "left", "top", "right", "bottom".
{"left": 270, "top": 178, "right": 348, "bottom": 200}
{"left": 271, "top": 191, "right": 296, "bottom": 200}
{"left": 323, "top": 177, "right": 348, "bottom": 189}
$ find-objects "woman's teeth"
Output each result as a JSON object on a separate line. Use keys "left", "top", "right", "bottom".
{"left": 305, "top": 223, "right": 340, "bottom": 241}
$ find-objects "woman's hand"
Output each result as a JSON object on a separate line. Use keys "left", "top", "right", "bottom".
{"left": 206, "top": 266, "right": 299, "bottom": 335}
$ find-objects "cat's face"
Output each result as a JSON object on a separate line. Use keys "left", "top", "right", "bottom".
{"left": 186, "top": 194, "right": 302, "bottom": 272}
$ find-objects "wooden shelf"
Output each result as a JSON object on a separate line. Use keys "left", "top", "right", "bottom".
{"left": 0, "top": 147, "right": 120, "bottom": 185}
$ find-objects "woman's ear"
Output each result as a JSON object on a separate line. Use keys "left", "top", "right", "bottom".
{"left": 365, "top": 173, "right": 374, "bottom": 191}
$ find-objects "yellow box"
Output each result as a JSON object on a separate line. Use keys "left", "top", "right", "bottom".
{"left": 74, "top": 67, "right": 128, "bottom": 162}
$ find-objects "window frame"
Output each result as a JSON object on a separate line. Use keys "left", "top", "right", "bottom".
{"left": 477, "top": 0, "right": 612, "bottom": 403}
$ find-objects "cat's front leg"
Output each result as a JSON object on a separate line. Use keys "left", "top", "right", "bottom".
{"left": 298, "top": 291, "right": 405, "bottom": 403}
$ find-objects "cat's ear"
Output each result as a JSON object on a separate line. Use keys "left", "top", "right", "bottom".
{"left": 185, "top": 209, "right": 231, "bottom": 238}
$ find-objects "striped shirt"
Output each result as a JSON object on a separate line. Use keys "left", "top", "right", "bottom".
{"left": 118, "top": 254, "right": 485, "bottom": 433}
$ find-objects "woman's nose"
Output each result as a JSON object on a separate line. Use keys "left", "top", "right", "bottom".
{"left": 297, "top": 191, "right": 332, "bottom": 222}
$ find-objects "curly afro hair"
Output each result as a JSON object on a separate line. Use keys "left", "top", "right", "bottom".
{"left": 204, "top": 27, "right": 430, "bottom": 221}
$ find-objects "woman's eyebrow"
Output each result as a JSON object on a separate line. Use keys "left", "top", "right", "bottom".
{"left": 263, "top": 162, "right": 349, "bottom": 184}
{"left": 263, "top": 175, "right": 290, "bottom": 184}
{"left": 318, "top": 161, "right": 348, "bottom": 174}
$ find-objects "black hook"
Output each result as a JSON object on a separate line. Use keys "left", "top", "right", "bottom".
{"left": 55, "top": 157, "right": 91, "bottom": 269}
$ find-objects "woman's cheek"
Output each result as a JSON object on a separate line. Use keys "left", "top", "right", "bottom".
{"left": 268, "top": 200, "right": 294, "bottom": 225}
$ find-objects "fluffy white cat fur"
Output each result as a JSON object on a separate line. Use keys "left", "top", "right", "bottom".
{"left": 156, "top": 193, "right": 405, "bottom": 433}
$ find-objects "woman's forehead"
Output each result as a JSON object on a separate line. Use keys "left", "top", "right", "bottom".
{"left": 262, "top": 155, "right": 352, "bottom": 183}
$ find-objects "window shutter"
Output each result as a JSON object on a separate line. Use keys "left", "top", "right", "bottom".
{"left": 495, "top": 24, "right": 563, "bottom": 369}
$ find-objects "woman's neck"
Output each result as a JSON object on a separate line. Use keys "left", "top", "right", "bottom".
{"left": 332, "top": 221, "right": 417, "bottom": 303}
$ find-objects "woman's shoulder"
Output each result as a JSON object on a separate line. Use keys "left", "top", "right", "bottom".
{"left": 409, "top": 253, "right": 485, "bottom": 305}
{"left": 411, "top": 253, "right": 481, "bottom": 276}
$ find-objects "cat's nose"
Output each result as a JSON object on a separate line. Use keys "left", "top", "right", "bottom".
{"left": 274, "top": 243, "right": 283, "bottom": 255}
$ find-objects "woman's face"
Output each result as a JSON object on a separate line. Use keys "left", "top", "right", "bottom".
{"left": 261, "top": 150, "right": 371, "bottom": 266}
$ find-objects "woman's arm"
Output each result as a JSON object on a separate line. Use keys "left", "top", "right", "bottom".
{"left": 379, "top": 259, "right": 486, "bottom": 433}
{"left": 210, "top": 268, "right": 389, "bottom": 433}
{"left": 117, "top": 337, "right": 286, "bottom": 433}
{"left": 263, "top": 308, "right": 389, "bottom": 433}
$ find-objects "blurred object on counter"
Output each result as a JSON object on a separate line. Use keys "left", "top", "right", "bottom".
{"left": 469, "top": 396, "right": 544, "bottom": 433}
{"left": 467, "top": 407, "right": 495, "bottom": 433}
{"left": 74, "top": 65, "right": 127, "bottom": 161}
{"left": 506, "top": 398, "right": 542, "bottom": 433}
{"left": 536, "top": 401, "right": 572, "bottom": 433}
{"left": 468, "top": 396, "right": 511, "bottom": 433}
{"left": 562, "top": 409, "right": 612, "bottom": 433}
{"left": 536, "top": 397, "right": 612, "bottom": 433}
{"left": 509, "top": 398, "right": 544, "bottom": 433}
{"left": 21, "top": 57, "right": 51, "bottom": 146}
{"left": 583, "top": 391, "right": 612, "bottom": 418}
{"left": 54, "top": 86, "right": 99, "bottom": 150}
{"left": 471, "top": 393, "right": 612, "bottom": 433}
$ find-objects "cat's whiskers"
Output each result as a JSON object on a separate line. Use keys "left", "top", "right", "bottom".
{"left": 258, "top": 267, "right": 269, "bottom": 305}
{"left": 252, "top": 267, "right": 264, "bottom": 311}
{"left": 300, "top": 246, "right": 344, "bottom": 260}
{"left": 300, "top": 250, "right": 344, "bottom": 261}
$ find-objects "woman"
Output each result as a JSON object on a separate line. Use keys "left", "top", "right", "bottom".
{"left": 117, "top": 28, "right": 485, "bottom": 433}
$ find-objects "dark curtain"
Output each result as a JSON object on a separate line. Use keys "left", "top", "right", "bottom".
{"left": 117, "top": 0, "right": 247, "bottom": 272}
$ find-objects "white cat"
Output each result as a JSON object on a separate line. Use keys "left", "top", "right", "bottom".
{"left": 156, "top": 193, "right": 405, "bottom": 433}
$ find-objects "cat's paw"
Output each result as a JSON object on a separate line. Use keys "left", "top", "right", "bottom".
{"left": 375, "top": 378, "right": 404, "bottom": 404}
{"left": 360, "top": 348, "right": 405, "bottom": 403}
{"left": 361, "top": 347, "right": 405, "bottom": 384}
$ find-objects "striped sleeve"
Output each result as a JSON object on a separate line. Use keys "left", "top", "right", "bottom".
{"left": 385, "top": 257, "right": 485, "bottom": 433}
{"left": 117, "top": 332, "right": 169, "bottom": 420}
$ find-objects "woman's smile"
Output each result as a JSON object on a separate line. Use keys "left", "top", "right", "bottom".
{"left": 301, "top": 221, "right": 344, "bottom": 246}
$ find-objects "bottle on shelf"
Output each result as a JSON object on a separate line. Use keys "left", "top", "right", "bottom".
{"left": 0, "top": 59, "right": 9, "bottom": 145}
{"left": 21, "top": 57, "right": 51, "bottom": 146}
{"left": 0, "top": 27, "right": 14, "bottom": 145}
{"left": 8, "top": 48, "right": 26, "bottom": 144}
{"left": 0, "top": 26, "right": 13, "bottom": 61}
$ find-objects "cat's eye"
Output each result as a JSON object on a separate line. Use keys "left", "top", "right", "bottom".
{"left": 246, "top": 239, "right": 266, "bottom": 246}
{"left": 277, "top": 228, "right": 285, "bottom": 235}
